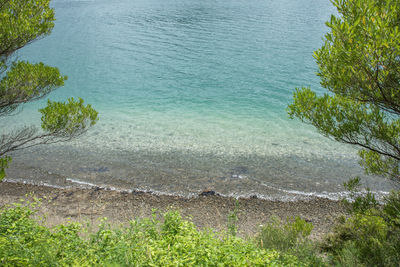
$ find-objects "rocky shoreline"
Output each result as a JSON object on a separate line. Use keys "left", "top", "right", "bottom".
{"left": 0, "top": 181, "right": 346, "bottom": 240}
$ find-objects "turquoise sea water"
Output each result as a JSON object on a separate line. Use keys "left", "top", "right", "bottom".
{"left": 3, "top": 0, "right": 394, "bottom": 199}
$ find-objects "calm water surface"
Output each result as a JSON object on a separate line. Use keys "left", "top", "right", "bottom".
{"left": 3, "top": 0, "right": 394, "bottom": 199}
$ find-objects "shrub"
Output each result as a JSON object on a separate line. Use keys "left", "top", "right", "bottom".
{"left": 0, "top": 203, "right": 305, "bottom": 266}
{"left": 227, "top": 200, "right": 240, "bottom": 237}
{"left": 324, "top": 190, "right": 400, "bottom": 266}
{"left": 325, "top": 211, "right": 388, "bottom": 264}
{"left": 257, "top": 216, "right": 325, "bottom": 266}
{"left": 341, "top": 177, "right": 379, "bottom": 214}
{"left": 383, "top": 190, "right": 400, "bottom": 227}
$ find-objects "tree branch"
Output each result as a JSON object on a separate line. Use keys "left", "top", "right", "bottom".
{"left": 0, "top": 126, "right": 86, "bottom": 157}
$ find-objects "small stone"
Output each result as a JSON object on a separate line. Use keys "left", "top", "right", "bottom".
{"left": 200, "top": 190, "right": 216, "bottom": 196}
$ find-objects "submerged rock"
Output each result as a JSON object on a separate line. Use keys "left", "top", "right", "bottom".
{"left": 230, "top": 166, "right": 249, "bottom": 179}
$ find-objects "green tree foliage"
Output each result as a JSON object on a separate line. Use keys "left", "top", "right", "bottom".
{"left": 288, "top": 0, "right": 400, "bottom": 181}
{"left": 0, "top": 0, "right": 98, "bottom": 181}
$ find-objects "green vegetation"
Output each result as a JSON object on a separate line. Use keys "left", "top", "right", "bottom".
{"left": 0, "top": 202, "right": 306, "bottom": 266}
{"left": 257, "top": 216, "right": 324, "bottom": 266}
{"left": 227, "top": 200, "right": 240, "bottom": 237}
{"left": 3, "top": 195, "right": 400, "bottom": 266}
{"left": 288, "top": 0, "right": 400, "bottom": 265}
{"left": 0, "top": 0, "right": 98, "bottom": 181}
{"left": 323, "top": 191, "right": 400, "bottom": 266}
{"left": 341, "top": 177, "right": 379, "bottom": 213}
{"left": 288, "top": 0, "right": 400, "bottom": 181}
{"left": 256, "top": 189, "right": 400, "bottom": 266}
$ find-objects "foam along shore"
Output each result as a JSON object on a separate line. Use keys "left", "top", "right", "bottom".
{"left": 0, "top": 181, "right": 346, "bottom": 240}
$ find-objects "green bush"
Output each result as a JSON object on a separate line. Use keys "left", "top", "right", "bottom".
{"left": 383, "top": 191, "right": 400, "bottom": 227}
{"left": 324, "top": 211, "right": 388, "bottom": 265}
{"left": 256, "top": 216, "right": 325, "bottom": 266}
{"left": 324, "top": 190, "right": 400, "bottom": 267}
{"left": 227, "top": 200, "right": 240, "bottom": 237}
{"left": 341, "top": 177, "right": 379, "bottom": 213}
{"left": 0, "top": 202, "right": 89, "bottom": 266}
{"left": 0, "top": 202, "right": 305, "bottom": 266}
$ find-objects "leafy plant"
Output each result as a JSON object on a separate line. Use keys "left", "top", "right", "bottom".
{"left": 0, "top": 0, "right": 98, "bottom": 181}
{"left": 257, "top": 216, "right": 324, "bottom": 266}
{"left": 227, "top": 199, "right": 240, "bottom": 236}
{"left": 288, "top": 0, "right": 400, "bottom": 182}
{"left": 382, "top": 191, "right": 400, "bottom": 228}
{"left": 342, "top": 177, "right": 379, "bottom": 213}
{"left": 0, "top": 202, "right": 306, "bottom": 266}
{"left": 324, "top": 191, "right": 400, "bottom": 266}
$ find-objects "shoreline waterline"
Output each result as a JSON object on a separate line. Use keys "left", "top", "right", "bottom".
{"left": 5, "top": 143, "right": 394, "bottom": 202}
{"left": 2, "top": 175, "right": 391, "bottom": 203}
{"left": 0, "top": 181, "right": 346, "bottom": 239}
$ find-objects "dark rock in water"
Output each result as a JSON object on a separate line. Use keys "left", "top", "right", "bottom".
{"left": 230, "top": 166, "right": 249, "bottom": 179}
{"left": 232, "top": 166, "right": 249, "bottom": 174}
{"left": 97, "top": 166, "right": 109, "bottom": 173}
{"left": 78, "top": 166, "right": 109, "bottom": 173}
{"left": 249, "top": 194, "right": 258, "bottom": 199}
{"left": 200, "top": 190, "right": 217, "bottom": 197}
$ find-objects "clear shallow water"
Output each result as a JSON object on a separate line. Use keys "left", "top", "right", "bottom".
{"left": 2, "top": 0, "right": 395, "bottom": 199}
